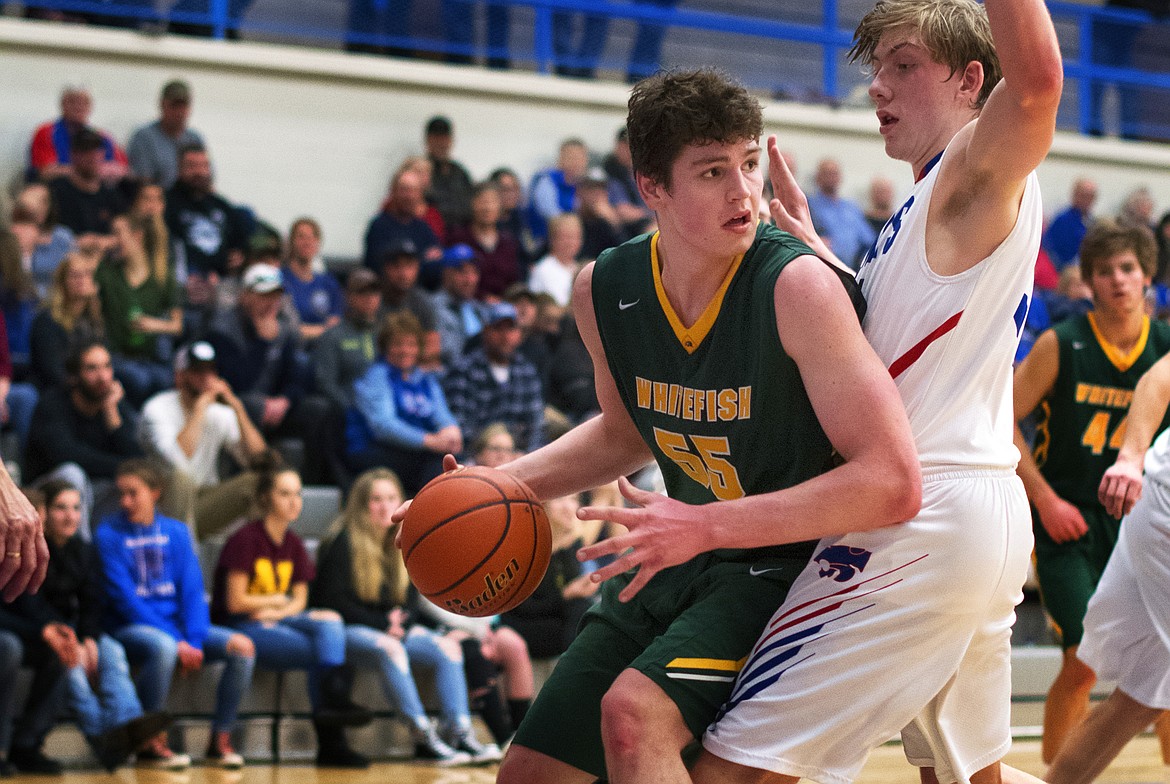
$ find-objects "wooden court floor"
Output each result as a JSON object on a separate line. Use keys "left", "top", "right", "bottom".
{"left": 10, "top": 736, "right": 1167, "bottom": 784}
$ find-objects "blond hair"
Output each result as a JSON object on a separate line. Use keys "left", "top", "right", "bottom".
{"left": 48, "top": 252, "right": 103, "bottom": 332}
{"left": 850, "top": 0, "right": 1002, "bottom": 110}
{"left": 327, "top": 468, "right": 410, "bottom": 605}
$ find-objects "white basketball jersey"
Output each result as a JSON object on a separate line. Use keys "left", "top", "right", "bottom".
{"left": 1143, "top": 428, "right": 1170, "bottom": 487}
{"left": 857, "top": 148, "right": 1042, "bottom": 468}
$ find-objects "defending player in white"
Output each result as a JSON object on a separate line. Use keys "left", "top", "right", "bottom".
{"left": 580, "top": 0, "right": 1063, "bottom": 782}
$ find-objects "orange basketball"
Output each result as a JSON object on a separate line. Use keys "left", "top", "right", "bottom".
{"left": 401, "top": 466, "right": 551, "bottom": 617}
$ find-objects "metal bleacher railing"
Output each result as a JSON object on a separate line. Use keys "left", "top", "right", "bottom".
{"left": 12, "top": 0, "right": 1170, "bottom": 141}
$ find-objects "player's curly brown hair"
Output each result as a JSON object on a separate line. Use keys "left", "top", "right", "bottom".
{"left": 849, "top": 0, "right": 1002, "bottom": 111}
{"left": 626, "top": 69, "right": 762, "bottom": 190}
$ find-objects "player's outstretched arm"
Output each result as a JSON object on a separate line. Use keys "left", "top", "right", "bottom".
{"left": 501, "top": 263, "right": 653, "bottom": 502}
{"left": 1012, "top": 330, "right": 1088, "bottom": 543}
{"left": 963, "top": 0, "right": 1062, "bottom": 188}
{"left": 579, "top": 256, "right": 920, "bottom": 600}
{"left": 1100, "top": 352, "right": 1170, "bottom": 517}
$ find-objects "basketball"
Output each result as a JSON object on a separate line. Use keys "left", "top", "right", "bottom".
{"left": 401, "top": 466, "right": 551, "bottom": 617}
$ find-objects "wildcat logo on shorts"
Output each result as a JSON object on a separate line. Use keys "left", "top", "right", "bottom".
{"left": 814, "top": 545, "right": 872, "bottom": 582}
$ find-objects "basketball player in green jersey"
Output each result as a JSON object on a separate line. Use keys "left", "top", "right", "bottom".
{"left": 473, "top": 69, "right": 920, "bottom": 784}
{"left": 1013, "top": 218, "right": 1170, "bottom": 765}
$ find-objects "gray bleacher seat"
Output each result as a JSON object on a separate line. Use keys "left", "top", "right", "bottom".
{"left": 291, "top": 485, "right": 342, "bottom": 541}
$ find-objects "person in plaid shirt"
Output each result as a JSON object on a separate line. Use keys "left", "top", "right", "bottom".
{"left": 441, "top": 302, "right": 544, "bottom": 454}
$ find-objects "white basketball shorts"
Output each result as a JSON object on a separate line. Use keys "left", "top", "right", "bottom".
{"left": 703, "top": 468, "right": 1032, "bottom": 784}
{"left": 1078, "top": 476, "right": 1170, "bottom": 710}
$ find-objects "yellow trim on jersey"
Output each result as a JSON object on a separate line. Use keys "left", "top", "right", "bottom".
{"left": 650, "top": 232, "right": 744, "bottom": 355}
{"left": 1086, "top": 312, "right": 1150, "bottom": 372}
{"left": 665, "top": 656, "right": 747, "bottom": 673}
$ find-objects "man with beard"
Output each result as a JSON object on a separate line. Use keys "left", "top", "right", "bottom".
{"left": 140, "top": 341, "right": 268, "bottom": 540}
{"left": 25, "top": 341, "right": 143, "bottom": 537}
{"left": 165, "top": 143, "right": 248, "bottom": 308}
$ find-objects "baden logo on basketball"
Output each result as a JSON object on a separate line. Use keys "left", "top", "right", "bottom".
{"left": 444, "top": 557, "right": 522, "bottom": 615}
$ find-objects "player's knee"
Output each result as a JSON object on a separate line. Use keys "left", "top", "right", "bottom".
{"left": 601, "top": 676, "right": 677, "bottom": 756}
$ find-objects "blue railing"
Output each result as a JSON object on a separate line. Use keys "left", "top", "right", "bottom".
{"left": 16, "top": 0, "right": 1170, "bottom": 141}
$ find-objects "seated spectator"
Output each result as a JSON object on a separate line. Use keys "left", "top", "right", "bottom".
{"left": 205, "top": 264, "right": 330, "bottom": 482}
{"left": 528, "top": 213, "right": 582, "bottom": 308}
{"left": 29, "top": 251, "right": 104, "bottom": 391}
{"left": 8, "top": 479, "right": 172, "bottom": 771}
{"left": 97, "top": 460, "right": 257, "bottom": 769}
{"left": 47, "top": 129, "right": 127, "bottom": 245}
{"left": 29, "top": 85, "right": 128, "bottom": 184}
{"left": 433, "top": 244, "right": 489, "bottom": 366}
{"left": 140, "top": 341, "right": 268, "bottom": 539}
{"left": 311, "top": 269, "right": 382, "bottom": 487}
{"left": 490, "top": 167, "right": 538, "bottom": 274}
{"left": 470, "top": 421, "right": 518, "bottom": 467}
{"left": 1119, "top": 186, "right": 1157, "bottom": 234}
{"left": 378, "top": 241, "right": 441, "bottom": 363}
{"left": 126, "top": 80, "right": 204, "bottom": 190}
{"left": 442, "top": 301, "right": 544, "bottom": 453}
{"left": 0, "top": 235, "right": 39, "bottom": 454}
{"left": 96, "top": 214, "right": 181, "bottom": 406}
{"left": 423, "top": 116, "right": 474, "bottom": 232}
{"left": 396, "top": 157, "right": 446, "bottom": 245}
{"left": 863, "top": 175, "right": 896, "bottom": 235}
{"left": 601, "top": 127, "right": 652, "bottom": 235}
{"left": 577, "top": 167, "right": 631, "bottom": 261}
{"left": 0, "top": 509, "right": 68, "bottom": 776}
{"left": 126, "top": 183, "right": 171, "bottom": 278}
{"left": 362, "top": 168, "right": 442, "bottom": 275}
{"left": 11, "top": 183, "right": 74, "bottom": 298}
{"left": 25, "top": 341, "right": 142, "bottom": 535}
{"left": 806, "top": 157, "right": 876, "bottom": 270}
{"left": 446, "top": 182, "right": 522, "bottom": 301}
{"left": 345, "top": 312, "right": 462, "bottom": 496}
{"left": 1043, "top": 178, "right": 1098, "bottom": 270}
{"left": 526, "top": 138, "right": 589, "bottom": 243}
{"left": 165, "top": 143, "right": 248, "bottom": 309}
{"left": 312, "top": 269, "right": 382, "bottom": 415}
{"left": 210, "top": 462, "right": 371, "bottom": 768}
{"left": 547, "top": 311, "right": 596, "bottom": 423}
{"left": 500, "top": 493, "right": 598, "bottom": 659}
{"left": 502, "top": 284, "right": 551, "bottom": 385}
{"left": 313, "top": 468, "right": 498, "bottom": 764}
{"left": 282, "top": 218, "right": 342, "bottom": 345}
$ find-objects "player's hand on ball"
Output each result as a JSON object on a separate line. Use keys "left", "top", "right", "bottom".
{"left": 576, "top": 476, "right": 706, "bottom": 603}
{"left": 1099, "top": 458, "right": 1144, "bottom": 519}
{"left": 391, "top": 454, "right": 465, "bottom": 539}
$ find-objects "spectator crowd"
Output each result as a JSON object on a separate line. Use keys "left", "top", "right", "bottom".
{"left": 1, "top": 72, "right": 1169, "bottom": 775}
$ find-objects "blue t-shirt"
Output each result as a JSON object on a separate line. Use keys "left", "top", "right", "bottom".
{"left": 282, "top": 268, "right": 343, "bottom": 325}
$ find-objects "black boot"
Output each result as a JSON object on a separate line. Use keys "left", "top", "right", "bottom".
{"left": 90, "top": 711, "right": 173, "bottom": 771}
{"left": 312, "top": 721, "right": 369, "bottom": 769}
{"left": 315, "top": 666, "right": 373, "bottom": 727}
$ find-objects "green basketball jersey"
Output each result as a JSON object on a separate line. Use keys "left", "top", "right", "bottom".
{"left": 1034, "top": 313, "right": 1170, "bottom": 510}
{"left": 591, "top": 222, "right": 864, "bottom": 562}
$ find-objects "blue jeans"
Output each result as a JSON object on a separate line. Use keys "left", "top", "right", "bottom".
{"left": 232, "top": 613, "right": 345, "bottom": 711}
{"left": 552, "top": 10, "right": 609, "bottom": 76}
{"left": 67, "top": 635, "right": 143, "bottom": 738}
{"left": 114, "top": 624, "right": 255, "bottom": 732}
{"left": 345, "top": 625, "right": 470, "bottom": 728}
{"left": 3, "top": 382, "right": 37, "bottom": 456}
{"left": 1090, "top": 15, "right": 1143, "bottom": 137}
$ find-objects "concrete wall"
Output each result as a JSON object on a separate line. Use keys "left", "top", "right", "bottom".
{"left": 3, "top": 17, "right": 1170, "bottom": 259}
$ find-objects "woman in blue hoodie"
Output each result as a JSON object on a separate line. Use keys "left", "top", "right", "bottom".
{"left": 344, "top": 311, "right": 463, "bottom": 495}
{"left": 96, "top": 459, "right": 255, "bottom": 769}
